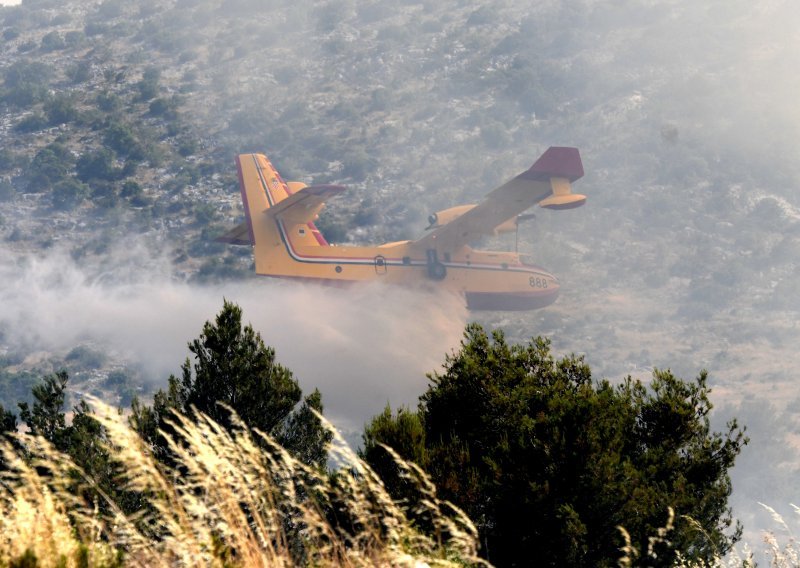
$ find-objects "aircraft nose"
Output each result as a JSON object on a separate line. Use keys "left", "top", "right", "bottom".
{"left": 527, "top": 271, "right": 559, "bottom": 294}
{"left": 544, "top": 274, "right": 560, "bottom": 298}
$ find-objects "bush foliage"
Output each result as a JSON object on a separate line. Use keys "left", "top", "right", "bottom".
{"left": 363, "top": 323, "right": 748, "bottom": 567}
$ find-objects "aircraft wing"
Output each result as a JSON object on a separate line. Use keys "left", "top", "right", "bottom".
{"left": 411, "top": 147, "right": 584, "bottom": 253}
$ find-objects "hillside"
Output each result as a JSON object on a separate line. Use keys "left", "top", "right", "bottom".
{"left": 1, "top": 0, "right": 800, "bottom": 548}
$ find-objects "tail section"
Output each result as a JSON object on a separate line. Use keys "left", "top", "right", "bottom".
{"left": 236, "top": 153, "right": 293, "bottom": 242}
{"left": 225, "top": 154, "right": 348, "bottom": 275}
{"left": 215, "top": 153, "right": 274, "bottom": 246}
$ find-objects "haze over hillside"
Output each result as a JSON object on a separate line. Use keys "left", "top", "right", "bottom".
{"left": 1, "top": 0, "right": 799, "bottom": 551}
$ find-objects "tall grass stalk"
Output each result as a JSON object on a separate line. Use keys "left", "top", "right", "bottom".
{"left": 0, "top": 401, "right": 485, "bottom": 567}
{"left": 617, "top": 508, "right": 757, "bottom": 568}
{"left": 757, "top": 503, "right": 800, "bottom": 567}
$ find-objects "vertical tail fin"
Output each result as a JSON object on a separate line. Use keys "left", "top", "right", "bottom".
{"left": 215, "top": 153, "right": 271, "bottom": 245}
{"left": 236, "top": 153, "right": 288, "bottom": 245}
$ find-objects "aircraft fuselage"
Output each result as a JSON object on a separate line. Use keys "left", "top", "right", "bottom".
{"left": 226, "top": 150, "right": 584, "bottom": 311}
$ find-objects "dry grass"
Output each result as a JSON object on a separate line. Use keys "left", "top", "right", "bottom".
{"left": 754, "top": 503, "right": 800, "bottom": 568}
{"left": 6, "top": 400, "right": 798, "bottom": 568}
{"left": 616, "top": 506, "right": 767, "bottom": 568}
{"left": 0, "top": 401, "right": 485, "bottom": 567}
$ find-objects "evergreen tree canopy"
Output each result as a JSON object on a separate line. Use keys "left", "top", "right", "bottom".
{"left": 360, "top": 404, "right": 427, "bottom": 501}
{"left": 18, "top": 370, "right": 69, "bottom": 447}
{"left": 132, "top": 300, "right": 331, "bottom": 468}
{"left": 13, "top": 371, "right": 133, "bottom": 512}
{"left": 0, "top": 405, "right": 14, "bottom": 436}
{"left": 0, "top": 402, "right": 16, "bottom": 471}
{"left": 363, "top": 323, "right": 747, "bottom": 567}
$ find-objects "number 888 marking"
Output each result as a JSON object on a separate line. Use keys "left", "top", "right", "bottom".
{"left": 529, "top": 277, "right": 548, "bottom": 289}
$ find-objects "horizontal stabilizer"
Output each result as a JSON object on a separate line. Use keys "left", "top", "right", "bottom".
{"left": 216, "top": 222, "right": 252, "bottom": 245}
{"left": 270, "top": 184, "right": 346, "bottom": 223}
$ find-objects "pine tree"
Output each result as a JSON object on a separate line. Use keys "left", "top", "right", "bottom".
{"left": 15, "top": 371, "right": 139, "bottom": 514}
{"left": 18, "top": 370, "right": 69, "bottom": 448}
{"left": 0, "top": 403, "right": 17, "bottom": 471}
{"left": 363, "top": 323, "right": 747, "bottom": 567}
{"left": 132, "top": 300, "right": 331, "bottom": 468}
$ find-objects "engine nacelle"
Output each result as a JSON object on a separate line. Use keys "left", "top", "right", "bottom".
{"left": 426, "top": 204, "right": 477, "bottom": 229}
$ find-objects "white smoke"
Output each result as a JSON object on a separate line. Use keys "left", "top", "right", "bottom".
{"left": 0, "top": 243, "right": 468, "bottom": 432}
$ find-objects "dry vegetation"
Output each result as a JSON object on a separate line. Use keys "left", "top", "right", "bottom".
{"left": 0, "top": 401, "right": 484, "bottom": 567}
{"left": 615, "top": 504, "right": 800, "bottom": 567}
{"left": 1, "top": 399, "right": 798, "bottom": 567}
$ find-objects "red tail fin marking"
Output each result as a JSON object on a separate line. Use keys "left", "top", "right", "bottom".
{"left": 520, "top": 147, "right": 584, "bottom": 182}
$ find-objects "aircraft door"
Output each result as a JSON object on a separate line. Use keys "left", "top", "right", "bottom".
{"left": 374, "top": 255, "right": 387, "bottom": 275}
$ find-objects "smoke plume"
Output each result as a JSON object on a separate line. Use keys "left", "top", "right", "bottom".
{"left": 0, "top": 243, "right": 468, "bottom": 432}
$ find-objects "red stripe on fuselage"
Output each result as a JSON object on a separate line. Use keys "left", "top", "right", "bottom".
{"left": 308, "top": 222, "right": 329, "bottom": 246}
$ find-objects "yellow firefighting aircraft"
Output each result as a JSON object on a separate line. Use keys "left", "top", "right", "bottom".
{"left": 219, "top": 147, "right": 586, "bottom": 310}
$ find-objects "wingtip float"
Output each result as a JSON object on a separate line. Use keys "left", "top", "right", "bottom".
{"left": 219, "top": 147, "right": 586, "bottom": 311}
